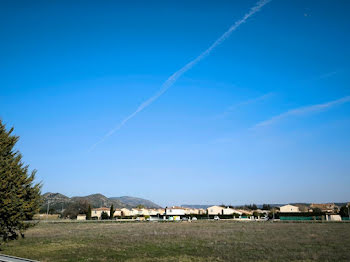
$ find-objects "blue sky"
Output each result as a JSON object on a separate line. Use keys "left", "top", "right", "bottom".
{"left": 1, "top": 0, "right": 349, "bottom": 207}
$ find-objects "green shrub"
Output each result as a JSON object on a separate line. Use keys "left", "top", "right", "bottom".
{"left": 101, "top": 211, "right": 109, "bottom": 220}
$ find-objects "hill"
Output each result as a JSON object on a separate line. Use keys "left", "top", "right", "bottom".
{"left": 41, "top": 193, "right": 161, "bottom": 214}
{"left": 41, "top": 193, "right": 71, "bottom": 213}
{"left": 71, "top": 194, "right": 126, "bottom": 209}
{"left": 110, "top": 196, "right": 161, "bottom": 209}
{"left": 43, "top": 192, "right": 70, "bottom": 202}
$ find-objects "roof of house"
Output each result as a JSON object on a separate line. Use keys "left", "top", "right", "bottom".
{"left": 310, "top": 203, "right": 335, "bottom": 208}
{"left": 280, "top": 204, "right": 298, "bottom": 208}
{"left": 207, "top": 205, "right": 224, "bottom": 209}
{"left": 92, "top": 207, "right": 110, "bottom": 211}
{"left": 166, "top": 206, "right": 182, "bottom": 209}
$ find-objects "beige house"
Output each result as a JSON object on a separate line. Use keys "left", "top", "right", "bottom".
{"left": 279, "top": 204, "right": 300, "bottom": 213}
{"left": 140, "top": 208, "right": 150, "bottom": 216}
{"left": 198, "top": 208, "right": 206, "bottom": 215}
{"left": 157, "top": 208, "right": 165, "bottom": 215}
{"left": 131, "top": 208, "right": 143, "bottom": 216}
{"left": 113, "top": 209, "right": 122, "bottom": 217}
{"left": 182, "top": 208, "right": 206, "bottom": 215}
{"left": 121, "top": 208, "right": 131, "bottom": 217}
{"left": 91, "top": 207, "right": 110, "bottom": 219}
{"left": 76, "top": 214, "right": 86, "bottom": 220}
{"left": 310, "top": 203, "right": 336, "bottom": 213}
{"left": 148, "top": 209, "right": 159, "bottom": 216}
{"left": 183, "top": 208, "right": 199, "bottom": 215}
{"left": 183, "top": 208, "right": 191, "bottom": 215}
{"left": 190, "top": 208, "right": 200, "bottom": 215}
{"left": 236, "top": 209, "right": 253, "bottom": 215}
{"left": 207, "top": 205, "right": 224, "bottom": 215}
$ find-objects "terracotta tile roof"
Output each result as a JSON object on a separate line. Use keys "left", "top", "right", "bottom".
{"left": 310, "top": 203, "right": 335, "bottom": 209}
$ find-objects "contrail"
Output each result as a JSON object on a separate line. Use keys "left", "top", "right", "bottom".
{"left": 218, "top": 92, "right": 274, "bottom": 118}
{"left": 254, "top": 95, "right": 350, "bottom": 128}
{"left": 89, "top": 0, "right": 271, "bottom": 151}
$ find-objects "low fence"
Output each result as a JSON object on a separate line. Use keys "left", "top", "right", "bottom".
{"left": 280, "top": 216, "right": 322, "bottom": 221}
{"left": 0, "top": 254, "right": 39, "bottom": 262}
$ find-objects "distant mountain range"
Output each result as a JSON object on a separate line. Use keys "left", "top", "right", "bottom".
{"left": 41, "top": 192, "right": 161, "bottom": 213}
{"left": 110, "top": 196, "right": 161, "bottom": 209}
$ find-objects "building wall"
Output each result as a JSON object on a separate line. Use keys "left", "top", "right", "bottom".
{"left": 92, "top": 209, "right": 110, "bottom": 219}
{"left": 165, "top": 208, "right": 185, "bottom": 216}
{"left": 222, "top": 208, "right": 234, "bottom": 215}
{"left": 280, "top": 205, "right": 300, "bottom": 213}
{"left": 222, "top": 208, "right": 242, "bottom": 215}
{"left": 198, "top": 209, "right": 206, "bottom": 215}
{"left": 131, "top": 209, "right": 143, "bottom": 216}
{"left": 327, "top": 214, "right": 342, "bottom": 221}
{"left": 121, "top": 208, "right": 131, "bottom": 216}
{"left": 157, "top": 209, "right": 165, "bottom": 215}
{"left": 77, "top": 215, "right": 86, "bottom": 220}
{"left": 113, "top": 210, "right": 122, "bottom": 217}
{"left": 207, "top": 206, "right": 224, "bottom": 215}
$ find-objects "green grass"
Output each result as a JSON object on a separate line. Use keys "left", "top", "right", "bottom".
{"left": 2, "top": 221, "right": 350, "bottom": 261}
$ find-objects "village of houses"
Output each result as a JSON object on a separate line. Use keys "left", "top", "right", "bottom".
{"left": 75, "top": 203, "right": 348, "bottom": 222}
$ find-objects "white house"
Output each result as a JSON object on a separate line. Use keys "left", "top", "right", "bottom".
{"left": 279, "top": 204, "right": 300, "bottom": 213}
{"left": 165, "top": 206, "right": 185, "bottom": 216}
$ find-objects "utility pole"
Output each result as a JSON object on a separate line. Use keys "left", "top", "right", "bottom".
{"left": 348, "top": 203, "right": 350, "bottom": 220}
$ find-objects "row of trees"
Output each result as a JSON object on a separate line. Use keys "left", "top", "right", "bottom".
{"left": 231, "top": 204, "right": 271, "bottom": 210}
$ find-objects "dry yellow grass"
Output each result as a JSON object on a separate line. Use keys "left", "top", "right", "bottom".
{"left": 33, "top": 214, "right": 60, "bottom": 220}
{"left": 2, "top": 221, "right": 350, "bottom": 261}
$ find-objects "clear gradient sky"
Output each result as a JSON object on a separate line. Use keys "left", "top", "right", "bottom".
{"left": 1, "top": 0, "right": 349, "bottom": 207}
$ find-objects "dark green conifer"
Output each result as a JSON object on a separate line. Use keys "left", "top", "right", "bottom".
{"left": 87, "top": 204, "right": 92, "bottom": 220}
{"left": 110, "top": 204, "right": 114, "bottom": 219}
{"left": 0, "top": 120, "right": 42, "bottom": 245}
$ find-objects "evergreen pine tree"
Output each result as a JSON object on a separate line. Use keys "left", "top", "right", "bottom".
{"left": 0, "top": 120, "right": 42, "bottom": 245}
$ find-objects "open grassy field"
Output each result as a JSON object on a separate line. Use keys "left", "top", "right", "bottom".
{"left": 2, "top": 221, "right": 350, "bottom": 262}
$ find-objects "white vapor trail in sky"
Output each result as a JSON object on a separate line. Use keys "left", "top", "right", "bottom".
{"left": 89, "top": 0, "right": 271, "bottom": 151}
{"left": 254, "top": 95, "right": 350, "bottom": 128}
